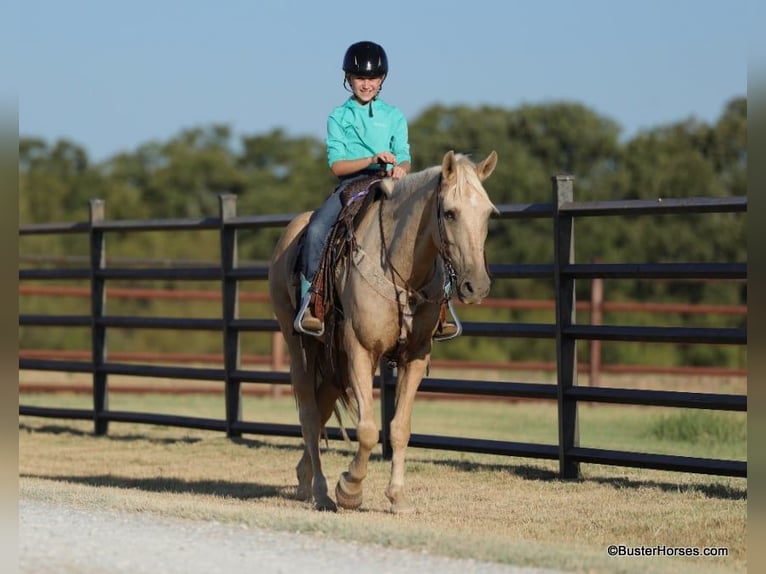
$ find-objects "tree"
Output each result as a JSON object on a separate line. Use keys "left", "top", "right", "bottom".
{"left": 19, "top": 138, "right": 95, "bottom": 224}
{"left": 237, "top": 128, "right": 335, "bottom": 216}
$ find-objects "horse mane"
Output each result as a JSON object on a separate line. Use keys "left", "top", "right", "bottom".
{"left": 384, "top": 154, "right": 491, "bottom": 206}
{"left": 397, "top": 163, "right": 442, "bottom": 191}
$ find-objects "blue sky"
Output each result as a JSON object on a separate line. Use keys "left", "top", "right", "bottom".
{"left": 17, "top": 0, "right": 752, "bottom": 163}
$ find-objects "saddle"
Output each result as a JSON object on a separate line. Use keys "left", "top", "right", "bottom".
{"left": 295, "top": 174, "right": 385, "bottom": 324}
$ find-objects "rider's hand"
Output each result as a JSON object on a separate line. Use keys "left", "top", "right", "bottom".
{"left": 390, "top": 165, "right": 407, "bottom": 180}
{"left": 374, "top": 152, "right": 397, "bottom": 166}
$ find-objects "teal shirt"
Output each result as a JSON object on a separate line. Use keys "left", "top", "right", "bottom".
{"left": 326, "top": 97, "right": 411, "bottom": 172}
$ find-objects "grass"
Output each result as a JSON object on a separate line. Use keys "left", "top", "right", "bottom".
{"left": 19, "top": 389, "right": 747, "bottom": 574}
{"left": 649, "top": 410, "right": 747, "bottom": 444}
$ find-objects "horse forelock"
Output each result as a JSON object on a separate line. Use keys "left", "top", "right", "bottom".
{"left": 448, "top": 155, "right": 495, "bottom": 211}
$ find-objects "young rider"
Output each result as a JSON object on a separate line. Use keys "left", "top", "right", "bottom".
{"left": 295, "top": 41, "right": 457, "bottom": 339}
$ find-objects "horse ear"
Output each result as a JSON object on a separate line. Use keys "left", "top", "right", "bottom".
{"left": 476, "top": 150, "right": 498, "bottom": 181}
{"left": 441, "top": 150, "right": 458, "bottom": 182}
{"left": 379, "top": 178, "right": 396, "bottom": 199}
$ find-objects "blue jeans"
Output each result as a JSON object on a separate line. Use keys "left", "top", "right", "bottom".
{"left": 300, "top": 187, "right": 344, "bottom": 284}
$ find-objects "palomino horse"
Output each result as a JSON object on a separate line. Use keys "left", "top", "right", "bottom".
{"left": 268, "top": 150, "right": 498, "bottom": 513}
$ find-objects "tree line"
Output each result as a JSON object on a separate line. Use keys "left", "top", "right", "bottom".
{"left": 19, "top": 99, "right": 747, "bottom": 368}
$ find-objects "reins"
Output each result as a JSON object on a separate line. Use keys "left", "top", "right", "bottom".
{"left": 376, "top": 172, "right": 453, "bottom": 309}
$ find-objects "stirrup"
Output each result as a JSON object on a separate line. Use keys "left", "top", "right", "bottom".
{"left": 433, "top": 299, "right": 462, "bottom": 342}
{"left": 294, "top": 294, "right": 324, "bottom": 337}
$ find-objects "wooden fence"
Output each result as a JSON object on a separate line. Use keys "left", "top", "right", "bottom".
{"left": 19, "top": 176, "right": 747, "bottom": 478}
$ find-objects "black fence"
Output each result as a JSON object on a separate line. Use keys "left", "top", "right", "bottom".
{"left": 19, "top": 176, "right": 747, "bottom": 478}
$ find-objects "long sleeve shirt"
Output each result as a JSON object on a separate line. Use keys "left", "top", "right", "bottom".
{"left": 326, "top": 97, "right": 411, "bottom": 173}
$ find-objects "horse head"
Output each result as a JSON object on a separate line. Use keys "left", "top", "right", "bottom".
{"left": 436, "top": 150, "right": 499, "bottom": 304}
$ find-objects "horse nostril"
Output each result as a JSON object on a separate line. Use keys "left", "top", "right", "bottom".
{"left": 464, "top": 281, "right": 474, "bottom": 295}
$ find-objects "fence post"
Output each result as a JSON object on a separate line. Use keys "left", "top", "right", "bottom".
{"left": 219, "top": 194, "right": 242, "bottom": 438}
{"left": 552, "top": 175, "right": 580, "bottom": 479}
{"left": 89, "top": 199, "right": 108, "bottom": 436}
{"left": 379, "top": 359, "right": 396, "bottom": 460}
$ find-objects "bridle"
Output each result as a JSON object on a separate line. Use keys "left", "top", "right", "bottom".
{"left": 435, "top": 176, "right": 458, "bottom": 298}
{"left": 377, "top": 173, "right": 454, "bottom": 308}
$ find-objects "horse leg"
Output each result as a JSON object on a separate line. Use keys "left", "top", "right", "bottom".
{"left": 287, "top": 346, "right": 338, "bottom": 512}
{"left": 384, "top": 357, "right": 429, "bottom": 514}
{"left": 295, "top": 447, "right": 312, "bottom": 503}
{"left": 295, "top": 380, "right": 342, "bottom": 504}
{"left": 335, "top": 341, "right": 377, "bottom": 510}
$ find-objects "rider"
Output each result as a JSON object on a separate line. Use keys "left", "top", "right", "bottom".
{"left": 295, "top": 41, "right": 457, "bottom": 339}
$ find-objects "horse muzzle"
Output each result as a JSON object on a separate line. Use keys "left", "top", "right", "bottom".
{"left": 455, "top": 276, "right": 491, "bottom": 304}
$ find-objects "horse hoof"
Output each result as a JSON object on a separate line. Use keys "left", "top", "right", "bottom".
{"left": 385, "top": 487, "right": 415, "bottom": 514}
{"left": 313, "top": 497, "right": 338, "bottom": 512}
{"left": 335, "top": 474, "right": 363, "bottom": 510}
{"left": 296, "top": 487, "right": 312, "bottom": 502}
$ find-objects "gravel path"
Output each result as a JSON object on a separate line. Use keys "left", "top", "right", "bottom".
{"left": 19, "top": 499, "right": 560, "bottom": 574}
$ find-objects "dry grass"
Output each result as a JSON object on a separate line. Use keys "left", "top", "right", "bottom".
{"left": 18, "top": 388, "right": 747, "bottom": 574}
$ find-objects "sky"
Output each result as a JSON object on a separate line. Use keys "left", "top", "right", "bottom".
{"left": 15, "top": 0, "right": 755, "bottom": 163}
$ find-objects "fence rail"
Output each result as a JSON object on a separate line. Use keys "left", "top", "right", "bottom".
{"left": 18, "top": 284, "right": 748, "bottom": 380}
{"left": 19, "top": 177, "right": 747, "bottom": 478}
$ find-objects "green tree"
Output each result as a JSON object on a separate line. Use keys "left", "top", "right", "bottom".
{"left": 237, "top": 128, "right": 334, "bottom": 213}
{"left": 19, "top": 138, "right": 95, "bottom": 223}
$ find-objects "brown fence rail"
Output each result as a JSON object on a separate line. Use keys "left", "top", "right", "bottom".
{"left": 19, "top": 178, "right": 747, "bottom": 478}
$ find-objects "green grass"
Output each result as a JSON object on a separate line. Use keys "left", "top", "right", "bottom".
{"left": 649, "top": 410, "right": 747, "bottom": 444}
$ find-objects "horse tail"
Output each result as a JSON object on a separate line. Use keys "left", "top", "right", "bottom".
{"left": 332, "top": 404, "right": 352, "bottom": 445}
{"left": 302, "top": 331, "right": 357, "bottom": 446}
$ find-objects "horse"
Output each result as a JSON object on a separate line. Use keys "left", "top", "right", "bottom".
{"left": 268, "top": 150, "right": 498, "bottom": 513}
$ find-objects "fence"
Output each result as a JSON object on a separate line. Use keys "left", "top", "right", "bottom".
{"left": 19, "top": 176, "right": 747, "bottom": 479}
{"left": 17, "top": 284, "right": 748, "bottom": 382}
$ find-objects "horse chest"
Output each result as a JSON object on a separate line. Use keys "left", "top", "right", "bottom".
{"left": 338, "top": 277, "right": 436, "bottom": 349}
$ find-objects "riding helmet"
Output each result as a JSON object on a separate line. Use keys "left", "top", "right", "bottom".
{"left": 342, "top": 41, "right": 388, "bottom": 77}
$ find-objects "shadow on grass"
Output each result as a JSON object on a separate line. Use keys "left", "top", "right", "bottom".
{"left": 20, "top": 423, "right": 94, "bottom": 438}
{"left": 20, "top": 423, "right": 312, "bottom": 451}
{"left": 586, "top": 474, "right": 747, "bottom": 501}
{"left": 19, "top": 423, "right": 204, "bottom": 445}
{"left": 229, "top": 436, "right": 306, "bottom": 453}
{"left": 420, "top": 457, "right": 747, "bottom": 501}
{"left": 20, "top": 472, "right": 291, "bottom": 501}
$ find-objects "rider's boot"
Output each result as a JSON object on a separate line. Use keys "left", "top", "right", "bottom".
{"left": 435, "top": 301, "right": 459, "bottom": 338}
{"left": 435, "top": 280, "right": 459, "bottom": 339}
{"left": 294, "top": 274, "right": 323, "bottom": 335}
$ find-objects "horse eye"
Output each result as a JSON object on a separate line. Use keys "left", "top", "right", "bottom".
{"left": 443, "top": 210, "right": 456, "bottom": 222}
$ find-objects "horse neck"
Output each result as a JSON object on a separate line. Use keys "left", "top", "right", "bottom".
{"left": 374, "top": 178, "right": 441, "bottom": 289}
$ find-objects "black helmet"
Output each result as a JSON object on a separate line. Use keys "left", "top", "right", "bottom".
{"left": 342, "top": 41, "right": 388, "bottom": 77}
